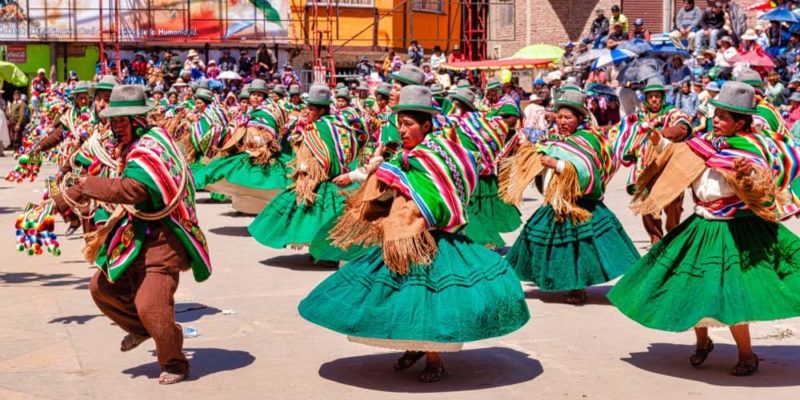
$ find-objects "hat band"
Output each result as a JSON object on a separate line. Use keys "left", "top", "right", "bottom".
{"left": 110, "top": 99, "right": 147, "bottom": 107}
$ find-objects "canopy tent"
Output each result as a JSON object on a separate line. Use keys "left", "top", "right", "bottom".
{"left": 438, "top": 59, "right": 552, "bottom": 72}
{"left": 0, "top": 62, "right": 29, "bottom": 87}
{"left": 509, "top": 44, "right": 565, "bottom": 63}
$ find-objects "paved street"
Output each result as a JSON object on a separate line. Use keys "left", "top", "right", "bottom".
{"left": 1, "top": 156, "right": 799, "bottom": 400}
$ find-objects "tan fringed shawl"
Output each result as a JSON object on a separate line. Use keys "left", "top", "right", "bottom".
{"left": 631, "top": 135, "right": 785, "bottom": 222}
{"left": 630, "top": 142, "right": 706, "bottom": 216}
{"left": 497, "top": 143, "right": 543, "bottom": 205}
{"left": 328, "top": 175, "right": 437, "bottom": 274}
{"left": 544, "top": 163, "right": 592, "bottom": 223}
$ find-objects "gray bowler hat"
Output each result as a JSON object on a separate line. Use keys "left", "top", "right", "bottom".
{"left": 790, "top": 92, "right": 800, "bottom": 103}
{"left": 448, "top": 87, "right": 476, "bottom": 111}
{"left": 306, "top": 84, "right": 333, "bottom": 106}
{"left": 709, "top": 81, "right": 757, "bottom": 115}
{"left": 99, "top": 85, "right": 155, "bottom": 118}
{"left": 554, "top": 88, "right": 589, "bottom": 117}
{"left": 357, "top": 81, "right": 370, "bottom": 91}
{"left": 486, "top": 77, "right": 501, "bottom": 91}
{"left": 194, "top": 88, "right": 214, "bottom": 103}
{"left": 335, "top": 88, "right": 351, "bottom": 101}
{"left": 643, "top": 77, "right": 667, "bottom": 93}
{"left": 272, "top": 84, "right": 287, "bottom": 97}
{"left": 249, "top": 79, "right": 270, "bottom": 95}
{"left": 288, "top": 84, "right": 302, "bottom": 96}
{"left": 393, "top": 85, "right": 439, "bottom": 115}
{"left": 91, "top": 75, "right": 119, "bottom": 95}
{"left": 376, "top": 83, "right": 392, "bottom": 97}
{"left": 71, "top": 81, "right": 91, "bottom": 95}
{"left": 238, "top": 87, "right": 251, "bottom": 100}
{"left": 735, "top": 67, "right": 764, "bottom": 89}
{"left": 430, "top": 84, "right": 445, "bottom": 96}
{"left": 456, "top": 79, "right": 471, "bottom": 89}
{"left": 392, "top": 64, "right": 426, "bottom": 86}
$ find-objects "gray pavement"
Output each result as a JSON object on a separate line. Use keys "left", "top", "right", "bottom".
{"left": 1, "top": 156, "right": 800, "bottom": 399}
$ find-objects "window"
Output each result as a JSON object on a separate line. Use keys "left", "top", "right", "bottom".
{"left": 500, "top": 1, "right": 514, "bottom": 26}
{"left": 309, "top": 0, "right": 375, "bottom": 7}
{"left": 412, "top": 0, "right": 444, "bottom": 13}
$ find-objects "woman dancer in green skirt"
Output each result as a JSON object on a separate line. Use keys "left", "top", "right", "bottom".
{"left": 448, "top": 87, "right": 522, "bottom": 248}
{"left": 609, "top": 81, "right": 800, "bottom": 376}
{"left": 503, "top": 88, "right": 640, "bottom": 304}
{"left": 248, "top": 84, "right": 360, "bottom": 260}
{"left": 298, "top": 85, "right": 530, "bottom": 382}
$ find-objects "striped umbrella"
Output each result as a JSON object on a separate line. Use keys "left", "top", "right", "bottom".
{"left": 591, "top": 48, "right": 637, "bottom": 70}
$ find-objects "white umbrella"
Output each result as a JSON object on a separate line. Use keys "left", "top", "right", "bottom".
{"left": 218, "top": 70, "right": 242, "bottom": 80}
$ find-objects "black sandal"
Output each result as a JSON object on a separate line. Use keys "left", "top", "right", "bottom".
{"left": 731, "top": 354, "right": 759, "bottom": 376}
{"left": 565, "top": 290, "right": 587, "bottom": 305}
{"left": 393, "top": 351, "right": 425, "bottom": 372}
{"left": 689, "top": 339, "right": 714, "bottom": 367}
{"left": 419, "top": 363, "right": 446, "bottom": 383}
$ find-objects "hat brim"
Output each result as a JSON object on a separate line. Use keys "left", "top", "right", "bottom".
{"left": 392, "top": 74, "right": 421, "bottom": 86}
{"left": 99, "top": 100, "right": 156, "bottom": 118}
{"left": 643, "top": 85, "right": 666, "bottom": 93}
{"left": 249, "top": 87, "right": 269, "bottom": 95}
{"left": 306, "top": 99, "right": 333, "bottom": 106}
{"left": 89, "top": 83, "right": 115, "bottom": 95}
{"left": 448, "top": 94, "right": 476, "bottom": 110}
{"left": 554, "top": 100, "right": 589, "bottom": 117}
{"left": 393, "top": 104, "right": 440, "bottom": 115}
{"left": 709, "top": 98, "right": 757, "bottom": 115}
{"left": 72, "top": 88, "right": 90, "bottom": 95}
{"left": 195, "top": 95, "right": 213, "bottom": 103}
{"left": 376, "top": 90, "right": 391, "bottom": 97}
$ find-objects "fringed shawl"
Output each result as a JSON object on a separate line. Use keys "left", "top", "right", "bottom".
{"left": 451, "top": 111, "right": 508, "bottom": 176}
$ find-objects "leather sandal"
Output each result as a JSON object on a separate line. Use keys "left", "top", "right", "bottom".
{"left": 393, "top": 351, "right": 425, "bottom": 372}
{"left": 689, "top": 339, "right": 714, "bottom": 367}
{"left": 120, "top": 334, "right": 149, "bottom": 352}
{"left": 731, "top": 354, "right": 759, "bottom": 376}
{"left": 419, "top": 362, "right": 446, "bottom": 383}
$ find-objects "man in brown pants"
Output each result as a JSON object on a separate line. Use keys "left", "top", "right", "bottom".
{"left": 614, "top": 78, "right": 692, "bottom": 244}
{"left": 54, "top": 85, "right": 212, "bottom": 385}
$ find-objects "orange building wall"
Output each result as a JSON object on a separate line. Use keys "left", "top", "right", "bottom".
{"left": 290, "top": 0, "right": 460, "bottom": 51}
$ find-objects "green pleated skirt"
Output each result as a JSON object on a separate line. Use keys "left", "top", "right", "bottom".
{"left": 194, "top": 152, "right": 290, "bottom": 192}
{"left": 308, "top": 217, "right": 372, "bottom": 262}
{"left": 608, "top": 214, "right": 800, "bottom": 332}
{"left": 461, "top": 175, "right": 522, "bottom": 248}
{"left": 298, "top": 232, "right": 531, "bottom": 351}
{"left": 190, "top": 161, "right": 228, "bottom": 201}
{"left": 248, "top": 181, "right": 347, "bottom": 249}
{"left": 506, "top": 199, "right": 640, "bottom": 291}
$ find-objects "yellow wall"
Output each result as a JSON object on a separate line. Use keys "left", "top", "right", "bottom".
{"left": 290, "top": 0, "right": 460, "bottom": 51}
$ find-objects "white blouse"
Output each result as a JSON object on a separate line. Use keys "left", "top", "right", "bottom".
{"left": 692, "top": 168, "right": 736, "bottom": 220}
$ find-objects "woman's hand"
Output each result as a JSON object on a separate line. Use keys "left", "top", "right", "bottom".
{"left": 332, "top": 174, "right": 353, "bottom": 187}
{"left": 541, "top": 155, "right": 559, "bottom": 169}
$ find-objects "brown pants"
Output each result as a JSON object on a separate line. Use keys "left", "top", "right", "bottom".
{"left": 643, "top": 193, "right": 684, "bottom": 244}
{"left": 89, "top": 226, "right": 189, "bottom": 374}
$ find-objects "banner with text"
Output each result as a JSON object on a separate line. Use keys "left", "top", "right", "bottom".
{"left": 0, "top": 0, "right": 288, "bottom": 43}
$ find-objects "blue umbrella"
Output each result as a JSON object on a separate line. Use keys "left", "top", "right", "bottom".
{"left": 585, "top": 83, "right": 617, "bottom": 97}
{"left": 616, "top": 39, "right": 654, "bottom": 55}
{"left": 208, "top": 79, "right": 225, "bottom": 89}
{"left": 760, "top": 8, "right": 799, "bottom": 23}
{"left": 617, "top": 57, "right": 667, "bottom": 87}
{"left": 651, "top": 43, "right": 691, "bottom": 59}
{"left": 591, "top": 48, "right": 637, "bottom": 69}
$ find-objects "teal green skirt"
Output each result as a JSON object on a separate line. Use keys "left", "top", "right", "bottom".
{"left": 298, "top": 232, "right": 530, "bottom": 351}
{"left": 506, "top": 199, "right": 640, "bottom": 291}
{"left": 608, "top": 214, "right": 800, "bottom": 332}
{"left": 194, "top": 153, "right": 290, "bottom": 192}
{"left": 308, "top": 217, "right": 372, "bottom": 262}
{"left": 190, "top": 161, "right": 227, "bottom": 201}
{"left": 462, "top": 175, "right": 522, "bottom": 248}
{"left": 248, "top": 181, "right": 347, "bottom": 249}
